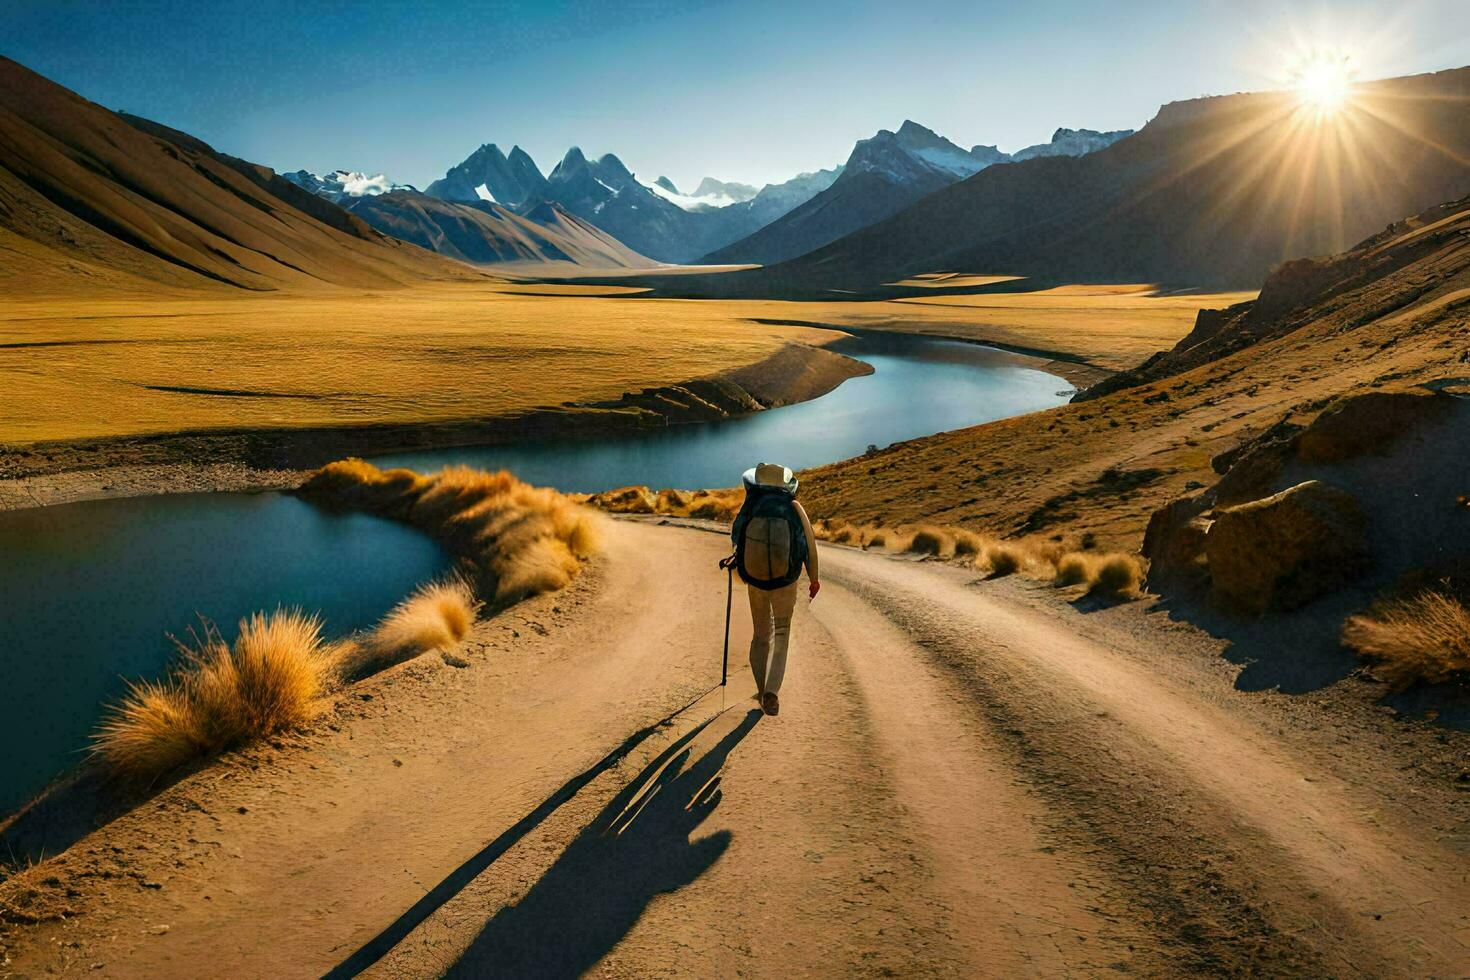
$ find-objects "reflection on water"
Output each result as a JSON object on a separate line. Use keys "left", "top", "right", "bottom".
{"left": 0, "top": 493, "right": 449, "bottom": 814}
{"left": 374, "top": 334, "right": 1070, "bottom": 491}
{"left": 0, "top": 333, "right": 1067, "bottom": 813}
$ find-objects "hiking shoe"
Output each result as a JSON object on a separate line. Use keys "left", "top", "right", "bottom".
{"left": 761, "top": 691, "right": 780, "bottom": 716}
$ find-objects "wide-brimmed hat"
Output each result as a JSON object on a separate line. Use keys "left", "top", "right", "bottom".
{"left": 743, "top": 462, "right": 798, "bottom": 494}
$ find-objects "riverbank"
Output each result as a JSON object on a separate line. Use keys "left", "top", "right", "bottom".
{"left": 0, "top": 340, "right": 869, "bottom": 508}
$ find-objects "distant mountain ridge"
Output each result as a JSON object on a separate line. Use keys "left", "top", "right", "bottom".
{"left": 765, "top": 66, "right": 1470, "bottom": 290}
{"left": 337, "top": 192, "right": 657, "bottom": 269}
{"left": 704, "top": 121, "right": 1131, "bottom": 266}
{"left": 282, "top": 169, "right": 414, "bottom": 202}
{"left": 422, "top": 143, "right": 839, "bottom": 262}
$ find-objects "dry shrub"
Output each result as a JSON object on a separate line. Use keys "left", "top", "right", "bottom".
{"left": 907, "top": 526, "right": 954, "bottom": 557}
{"left": 340, "top": 577, "right": 481, "bottom": 681}
{"left": 1342, "top": 591, "right": 1470, "bottom": 690}
{"left": 952, "top": 530, "right": 987, "bottom": 558}
{"left": 94, "top": 610, "right": 332, "bottom": 782}
{"left": 1054, "top": 553, "right": 1093, "bottom": 587}
{"left": 301, "top": 461, "right": 602, "bottom": 606}
{"left": 1090, "top": 554, "right": 1145, "bottom": 598}
{"left": 865, "top": 529, "right": 891, "bottom": 551}
{"left": 985, "top": 545, "right": 1023, "bottom": 577}
{"left": 830, "top": 523, "right": 860, "bottom": 545}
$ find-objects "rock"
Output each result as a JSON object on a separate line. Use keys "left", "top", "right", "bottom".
{"left": 1296, "top": 389, "right": 1453, "bottom": 463}
{"left": 587, "top": 485, "right": 656, "bottom": 514}
{"left": 1210, "top": 419, "right": 1302, "bottom": 507}
{"left": 656, "top": 488, "right": 692, "bottom": 511}
{"left": 1141, "top": 493, "right": 1213, "bottom": 584}
{"left": 1206, "top": 480, "right": 1369, "bottom": 613}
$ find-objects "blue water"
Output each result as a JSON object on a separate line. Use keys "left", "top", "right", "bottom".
{"left": 0, "top": 493, "right": 450, "bottom": 814}
{"left": 374, "top": 334, "right": 1071, "bottom": 491}
{"left": 0, "top": 333, "right": 1068, "bottom": 815}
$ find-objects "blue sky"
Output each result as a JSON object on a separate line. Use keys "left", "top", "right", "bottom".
{"left": 5, "top": 0, "right": 1467, "bottom": 191}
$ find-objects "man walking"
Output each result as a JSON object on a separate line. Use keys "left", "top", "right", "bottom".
{"left": 729, "top": 463, "right": 820, "bottom": 716}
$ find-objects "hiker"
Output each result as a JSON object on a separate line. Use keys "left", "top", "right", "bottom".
{"left": 729, "top": 463, "right": 819, "bottom": 716}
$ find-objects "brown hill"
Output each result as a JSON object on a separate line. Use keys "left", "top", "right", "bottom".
{"left": 798, "top": 191, "right": 1470, "bottom": 552}
{"left": 767, "top": 67, "right": 1470, "bottom": 291}
{"left": 339, "top": 193, "right": 659, "bottom": 270}
{"left": 0, "top": 57, "right": 480, "bottom": 295}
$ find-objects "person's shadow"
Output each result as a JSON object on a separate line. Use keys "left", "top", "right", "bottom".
{"left": 446, "top": 707, "right": 762, "bottom": 978}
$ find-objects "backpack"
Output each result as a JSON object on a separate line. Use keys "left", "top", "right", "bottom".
{"left": 731, "top": 485, "right": 808, "bottom": 590}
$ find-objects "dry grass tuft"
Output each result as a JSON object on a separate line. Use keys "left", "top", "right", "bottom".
{"left": 301, "top": 460, "right": 602, "bottom": 606}
{"left": 952, "top": 530, "right": 987, "bottom": 558}
{"left": 1089, "top": 554, "right": 1146, "bottom": 598}
{"left": 1342, "top": 591, "right": 1470, "bottom": 690}
{"left": 985, "top": 545, "right": 1024, "bottom": 577}
{"left": 340, "top": 578, "right": 481, "bottom": 682}
{"left": 1054, "top": 553, "right": 1093, "bottom": 587}
{"left": 907, "top": 526, "right": 954, "bottom": 557}
{"left": 93, "top": 609, "right": 332, "bottom": 782}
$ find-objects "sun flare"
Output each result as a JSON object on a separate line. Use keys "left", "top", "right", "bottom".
{"left": 1290, "top": 49, "right": 1358, "bottom": 116}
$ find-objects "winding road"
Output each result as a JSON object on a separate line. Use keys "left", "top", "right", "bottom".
{"left": 9, "top": 518, "right": 1468, "bottom": 978}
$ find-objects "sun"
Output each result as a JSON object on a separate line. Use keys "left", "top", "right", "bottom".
{"left": 1289, "top": 49, "right": 1358, "bottom": 117}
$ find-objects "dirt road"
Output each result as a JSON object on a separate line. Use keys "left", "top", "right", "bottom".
{"left": 6, "top": 518, "right": 1468, "bottom": 977}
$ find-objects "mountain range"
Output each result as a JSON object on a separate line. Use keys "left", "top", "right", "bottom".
{"left": 761, "top": 66, "right": 1470, "bottom": 290}
{"left": 419, "top": 143, "right": 842, "bottom": 262}
{"left": 703, "top": 122, "right": 1132, "bottom": 265}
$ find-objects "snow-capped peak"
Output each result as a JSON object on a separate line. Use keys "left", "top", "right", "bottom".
{"left": 282, "top": 169, "right": 409, "bottom": 202}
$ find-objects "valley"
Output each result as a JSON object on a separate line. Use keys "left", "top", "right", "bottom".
{"left": 2, "top": 18, "right": 1469, "bottom": 978}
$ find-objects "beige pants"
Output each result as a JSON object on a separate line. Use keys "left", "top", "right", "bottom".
{"left": 748, "top": 581, "right": 799, "bottom": 694}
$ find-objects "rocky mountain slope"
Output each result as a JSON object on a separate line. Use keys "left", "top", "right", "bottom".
{"left": 0, "top": 57, "right": 477, "bottom": 295}
{"left": 1011, "top": 127, "right": 1133, "bottom": 161}
{"left": 424, "top": 143, "right": 549, "bottom": 209}
{"left": 705, "top": 121, "right": 1129, "bottom": 266}
{"left": 336, "top": 192, "right": 658, "bottom": 268}
{"left": 768, "top": 67, "right": 1470, "bottom": 290}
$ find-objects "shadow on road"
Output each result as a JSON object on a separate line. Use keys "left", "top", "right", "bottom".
{"left": 324, "top": 687, "right": 723, "bottom": 978}
{"left": 445, "top": 707, "right": 762, "bottom": 979}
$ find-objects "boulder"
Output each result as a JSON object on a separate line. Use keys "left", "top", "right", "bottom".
{"left": 1296, "top": 389, "right": 1452, "bottom": 464}
{"left": 1206, "top": 480, "right": 1368, "bottom": 614}
{"left": 1210, "top": 419, "right": 1302, "bottom": 507}
{"left": 1142, "top": 492, "right": 1213, "bottom": 584}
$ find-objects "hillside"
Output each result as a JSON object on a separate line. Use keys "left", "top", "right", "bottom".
{"left": 705, "top": 122, "right": 1130, "bottom": 266}
{"left": 798, "top": 191, "right": 1470, "bottom": 549}
{"left": 768, "top": 67, "right": 1470, "bottom": 290}
{"left": 337, "top": 193, "right": 658, "bottom": 269}
{"left": 0, "top": 57, "right": 478, "bottom": 296}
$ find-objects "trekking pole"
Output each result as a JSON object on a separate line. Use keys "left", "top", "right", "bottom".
{"left": 718, "top": 555, "right": 736, "bottom": 686}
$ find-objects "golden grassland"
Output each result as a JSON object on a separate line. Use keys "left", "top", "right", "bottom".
{"left": 93, "top": 463, "right": 598, "bottom": 783}
{"left": 0, "top": 280, "right": 1247, "bottom": 445}
{"left": 818, "top": 283, "right": 1259, "bottom": 371}
{"left": 0, "top": 283, "right": 837, "bottom": 444}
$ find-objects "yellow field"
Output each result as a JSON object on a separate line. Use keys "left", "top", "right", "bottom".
{"left": 0, "top": 279, "right": 1251, "bottom": 445}
{"left": 799, "top": 283, "right": 1258, "bottom": 371}
{"left": 0, "top": 284, "right": 841, "bottom": 444}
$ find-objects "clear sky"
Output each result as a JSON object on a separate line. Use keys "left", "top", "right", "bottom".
{"left": 5, "top": 0, "right": 1467, "bottom": 192}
